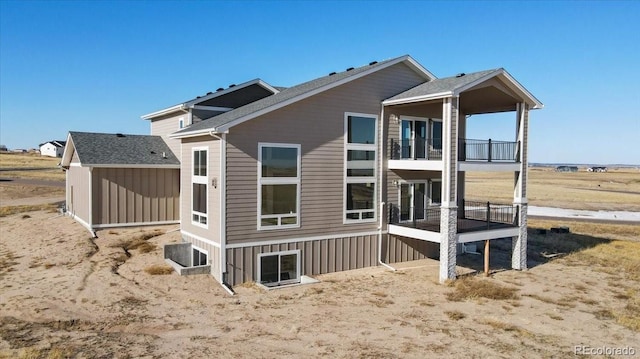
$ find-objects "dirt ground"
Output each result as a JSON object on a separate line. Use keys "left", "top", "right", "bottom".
{"left": 1, "top": 210, "right": 639, "bottom": 358}
{"left": 0, "top": 166, "right": 639, "bottom": 358}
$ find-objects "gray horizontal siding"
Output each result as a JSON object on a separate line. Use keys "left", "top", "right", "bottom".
{"left": 150, "top": 113, "right": 184, "bottom": 157}
{"left": 225, "top": 62, "right": 426, "bottom": 245}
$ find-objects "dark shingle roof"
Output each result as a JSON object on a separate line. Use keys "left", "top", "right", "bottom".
{"left": 174, "top": 55, "right": 418, "bottom": 135}
{"left": 69, "top": 132, "right": 179, "bottom": 166}
{"left": 384, "top": 69, "right": 500, "bottom": 103}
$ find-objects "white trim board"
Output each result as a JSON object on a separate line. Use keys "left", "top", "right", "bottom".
{"left": 92, "top": 220, "right": 180, "bottom": 229}
{"left": 457, "top": 227, "right": 520, "bottom": 243}
{"left": 181, "top": 230, "right": 222, "bottom": 248}
{"left": 226, "top": 230, "right": 384, "bottom": 249}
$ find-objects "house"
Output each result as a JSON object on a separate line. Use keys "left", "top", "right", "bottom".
{"left": 556, "top": 165, "right": 578, "bottom": 172}
{"left": 66, "top": 54, "right": 542, "bottom": 289}
{"left": 587, "top": 166, "right": 607, "bottom": 172}
{"left": 60, "top": 132, "right": 180, "bottom": 234}
{"left": 39, "top": 140, "right": 66, "bottom": 157}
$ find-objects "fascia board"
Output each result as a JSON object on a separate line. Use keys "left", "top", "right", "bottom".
{"left": 382, "top": 92, "right": 452, "bottom": 106}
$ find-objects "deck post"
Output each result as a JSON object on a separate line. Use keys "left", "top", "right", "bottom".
{"left": 486, "top": 201, "right": 491, "bottom": 229}
{"left": 484, "top": 240, "right": 490, "bottom": 276}
{"left": 488, "top": 138, "right": 492, "bottom": 162}
{"left": 512, "top": 102, "right": 529, "bottom": 270}
{"left": 439, "top": 96, "right": 459, "bottom": 283}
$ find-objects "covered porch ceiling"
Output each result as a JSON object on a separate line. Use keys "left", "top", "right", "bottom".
{"left": 382, "top": 68, "right": 543, "bottom": 115}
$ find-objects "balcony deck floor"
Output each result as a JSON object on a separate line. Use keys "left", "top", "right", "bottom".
{"left": 394, "top": 218, "right": 516, "bottom": 233}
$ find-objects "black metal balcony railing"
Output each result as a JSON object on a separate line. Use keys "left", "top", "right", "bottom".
{"left": 389, "top": 138, "right": 443, "bottom": 160}
{"left": 388, "top": 200, "right": 518, "bottom": 233}
{"left": 389, "top": 138, "right": 520, "bottom": 162}
{"left": 460, "top": 139, "right": 519, "bottom": 162}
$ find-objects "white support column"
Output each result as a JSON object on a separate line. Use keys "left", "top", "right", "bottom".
{"left": 439, "top": 97, "right": 459, "bottom": 283}
{"left": 512, "top": 102, "right": 528, "bottom": 270}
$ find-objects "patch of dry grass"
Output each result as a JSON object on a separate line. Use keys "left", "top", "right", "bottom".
{"left": 565, "top": 239, "right": 640, "bottom": 281}
{"left": 144, "top": 264, "right": 174, "bottom": 275}
{"left": 114, "top": 230, "right": 163, "bottom": 254}
{"left": 478, "top": 318, "right": 531, "bottom": 335}
{"left": 529, "top": 219, "right": 640, "bottom": 243}
{"left": 0, "top": 204, "right": 58, "bottom": 217}
{"left": 466, "top": 168, "right": 640, "bottom": 211}
{"left": 446, "top": 276, "right": 520, "bottom": 302}
{"left": 0, "top": 153, "right": 60, "bottom": 168}
{"left": 445, "top": 310, "right": 466, "bottom": 320}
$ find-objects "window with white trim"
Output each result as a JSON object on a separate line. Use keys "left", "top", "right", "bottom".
{"left": 178, "top": 117, "right": 184, "bottom": 129}
{"left": 258, "top": 250, "right": 300, "bottom": 287}
{"left": 258, "top": 143, "right": 300, "bottom": 229}
{"left": 192, "top": 148, "right": 208, "bottom": 227}
{"left": 344, "top": 113, "right": 377, "bottom": 222}
{"left": 192, "top": 245, "right": 208, "bottom": 266}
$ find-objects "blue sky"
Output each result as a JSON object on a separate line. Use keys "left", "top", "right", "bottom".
{"left": 1, "top": 0, "right": 638, "bottom": 164}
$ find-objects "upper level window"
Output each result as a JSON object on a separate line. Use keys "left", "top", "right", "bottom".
{"left": 178, "top": 117, "right": 184, "bottom": 129}
{"left": 258, "top": 143, "right": 300, "bottom": 230}
{"left": 192, "top": 148, "right": 207, "bottom": 227}
{"left": 344, "top": 113, "right": 377, "bottom": 223}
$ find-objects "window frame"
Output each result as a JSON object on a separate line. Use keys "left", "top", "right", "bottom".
{"left": 343, "top": 112, "right": 378, "bottom": 224}
{"left": 191, "top": 147, "right": 208, "bottom": 228}
{"left": 257, "top": 249, "right": 301, "bottom": 287}
{"left": 429, "top": 179, "right": 442, "bottom": 205}
{"left": 257, "top": 142, "right": 301, "bottom": 230}
{"left": 192, "top": 245, "right": 208, "bottom": 267}
{"left": 398, "top": 181, "right": 429, "bottom": 222}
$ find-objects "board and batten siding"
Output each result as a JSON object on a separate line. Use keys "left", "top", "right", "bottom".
{"left": 225, "top": 62, "right": 427, "bottom": 246}
{"left": 91, "top": 167, "right": 179, "bottom": 225}
{"left": 66, "top": 165, "right": 91, "bottom": 225}
{"left": 383, "top": 235, "right": 439, "bottom": 264}
{"left": 225, "top": 234, "right": 378, "bottom": 286}
{"left": 180, "top": 137, "right": 221, "bottom": 243}
{"left": 149, "top": 113, "right": 184, "bottom": 158}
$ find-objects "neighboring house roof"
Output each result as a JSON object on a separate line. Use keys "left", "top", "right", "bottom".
{"left": 61, "top": 132, "right": 180, "bottom": 168}
{"left": 141, "top": 78, "right": 280, "bottom": 120}
{"left": 170, "top": 55, "right": 436, "bottom": 138}
{"left": 39, "top": 140, "right": 66, "bottom": 148}
{"left": 383, "top": 68, "right": 543, "bottom": 109}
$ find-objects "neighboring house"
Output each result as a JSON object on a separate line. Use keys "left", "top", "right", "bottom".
{"left": 0, "top": 145, "right": 7, "bottom": 152}
{"left": 60, "top": 132, "right": 180, "bottom": 234}
{"left": 65, "top": 54, "right": 542, "bottom": 289}
{"left": 587, "top": 166, "right": 607, "bottom": 172}
{"left": 556, "top": 165, "right": 578, "bottom": 172}
{"left": 40, "top": 140, "right": 66, "bottom": 157}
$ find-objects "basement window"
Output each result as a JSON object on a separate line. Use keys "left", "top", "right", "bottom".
{"left": 258, "top": 250, "right": 300, "bottom": 287}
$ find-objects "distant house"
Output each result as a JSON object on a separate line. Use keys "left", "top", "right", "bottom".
{"left": 39, "top": 140, "right": 66, "bottom": 157}
{"left": 555, "top": 165, "right": 578, "bottom": 172}
{"left": 0, "top": 145, "right": 7, "bottom": 152}
{"left": 60, "top": 132, "right": 180, "bottom": 234}
{"left": 587, "top": 166, "right": 607, "bottom": 172}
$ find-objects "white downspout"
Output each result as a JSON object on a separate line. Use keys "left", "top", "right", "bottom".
{"left": 209, "top": 131, "right": 234, "bottom": 295}
{"left": 378, "top": 106, "right": 395, "bottom": 272}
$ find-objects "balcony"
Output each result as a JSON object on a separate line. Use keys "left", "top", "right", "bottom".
{"left": 388, "top": 200, "right": 518, "bottom": 237}
{"left": 388, "top": 138, "right": 520, "bottom": 171}
{"left": 460, "top": 139, "right": 519, "bottom": 162}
